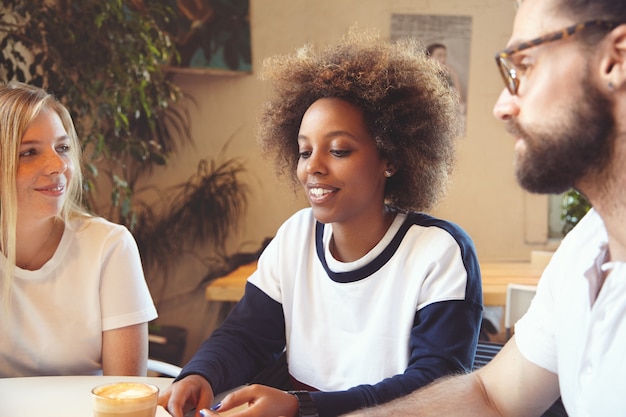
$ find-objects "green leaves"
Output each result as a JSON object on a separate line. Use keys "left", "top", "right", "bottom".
{"left": 132, "top": 155, "right": 248, "bottom": 299}
{"left": 561, "top": 189, "right": 591, "bottom": 236}
{"left": 0, "top": 0, "right": 189, "bottom": 225}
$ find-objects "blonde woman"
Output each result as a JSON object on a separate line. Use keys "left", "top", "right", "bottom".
{"left": 0, "top": 82, "right": 157, "bottom": 377}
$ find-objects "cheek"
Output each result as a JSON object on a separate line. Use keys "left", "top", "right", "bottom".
{"left": 64, "top": 158, "right": 76, "bottom": 183}
{"left": 343, "top": 165, "right": 383, "bottom": 193}
{"left": 524, "top": 55, "right": 578, "bottom": 110}
{"left": 15, "top": 166, "right": 31, "bottom": 194}
{"left": 366, "top": 165, "right": 389, "bottom": 191}
{"left": 296, "top": 160, "right": 307, "bottom": 184}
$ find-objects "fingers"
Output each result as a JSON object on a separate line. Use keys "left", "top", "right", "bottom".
{"left": 198, "top": 409, "right": 220, "bottom": 417}
{"left": 214, "top": 384, "right": 298, "bottom": 417}
{"left": 158, "top": 385, "right": 184, "bottom": 417}
{"left": 196, "top": 386, "right": 215, "bottom": 416}
{"left": 159, "top": 375, "right": 214, "bottom": 417}
{"left": 218, "top": 386, "right": 252, "bottom": 410}
{"left": 165, "top": 394, "right": 186, "bottom": 417}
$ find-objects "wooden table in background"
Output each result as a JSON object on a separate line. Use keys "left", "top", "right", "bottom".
{"left": 205, "top": 262, "right": 256, "bottom": 301}
{"left": 205, "top": 261, "right": 544, "bottom": 306}
{"left": 480, "top": 262, "right": 543, "bottom": 305}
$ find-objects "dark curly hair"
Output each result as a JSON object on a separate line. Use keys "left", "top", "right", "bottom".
{"left": 257, "top": 29, "right": 463, "bottom": 212}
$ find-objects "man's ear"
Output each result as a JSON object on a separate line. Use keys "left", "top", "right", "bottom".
{"left": 600, "top": 24, "right": 626, "bottom": 90}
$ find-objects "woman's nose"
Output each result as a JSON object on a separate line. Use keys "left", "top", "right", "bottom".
{"left": 492, "top": 88, "right": 519, "bottom": 121}
{"left": 43, "top": 150, "right": 67, "bottom": 175}
{"left": 305, "top": 151, "right": 326, "bottom": 175}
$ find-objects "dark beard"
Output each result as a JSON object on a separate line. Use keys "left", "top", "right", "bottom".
{"left": 506, "top": 79, "right": 614, "bottom": 194}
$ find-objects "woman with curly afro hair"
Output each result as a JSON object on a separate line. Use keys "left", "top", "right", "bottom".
{"left": 160, "top": 29, "right": 482, "bottom": 417}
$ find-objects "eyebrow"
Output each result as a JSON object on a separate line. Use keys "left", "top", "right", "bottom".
{"left": 297, "top": 130, "right": 359, "bottom": 141}
{"left": 20, "top": 135, "right": 71, "bottom": 146}
{"left": 504, "top": 33, "right": 543, "bottom": 52}
{"left": 505, "top": 22, "right": 559, "bottom": 49}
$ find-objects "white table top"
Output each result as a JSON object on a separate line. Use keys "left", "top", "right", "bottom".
{"left": 0, "top": 375, "right": 175, "bottom": 417}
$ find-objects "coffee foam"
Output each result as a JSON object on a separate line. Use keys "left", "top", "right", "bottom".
{"left": 95, "top": 383, "right": 157, "bottom": 399}
{"left": 92, "top": 382, "right": 158, "bottom": 414}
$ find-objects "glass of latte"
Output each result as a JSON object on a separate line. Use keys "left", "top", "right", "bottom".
{"left": 92, "top": 382, "right": 159, "bottom": 417}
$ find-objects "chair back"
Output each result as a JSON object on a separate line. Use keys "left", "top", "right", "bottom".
{"left": 504, "top": 284, "right": 537, "bottom": 339}
{"left": 147, "top": 358, "right": 182, "bottom": 377}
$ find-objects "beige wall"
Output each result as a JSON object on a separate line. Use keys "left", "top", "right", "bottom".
{"left": 144, "top": 0, "right": 559, "bottom": 273}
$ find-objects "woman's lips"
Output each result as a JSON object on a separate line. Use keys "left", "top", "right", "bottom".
{"left": 35, "top": 183, "right": 65, "bottom": 196}
{"left": 307, "top": 184, "right": 337, "bottom": 203}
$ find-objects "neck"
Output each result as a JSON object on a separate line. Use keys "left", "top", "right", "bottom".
{"left": 15, "top": 218, "right": 63, "bottom": 270}
{"left": 578, "top": 137, "right": 626, "bottom": 261}
{"left": 330, "top": 206, "right": 396, "bottom": 262}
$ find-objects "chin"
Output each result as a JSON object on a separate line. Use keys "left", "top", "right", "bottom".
{"left": 310, "top": 206, "right": 335, "bottom": 225}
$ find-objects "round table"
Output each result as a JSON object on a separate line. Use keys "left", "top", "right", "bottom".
{"left": 0, "top": 375, "right": 174, "bottom": 417}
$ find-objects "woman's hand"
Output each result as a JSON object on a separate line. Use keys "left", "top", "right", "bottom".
{"left": 203, "top": 384, "right": 299, "bottom": 417}
{"left": 158, "top": 374, "right": 215, "bottom": 417}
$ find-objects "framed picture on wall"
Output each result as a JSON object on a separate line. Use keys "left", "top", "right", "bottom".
{"left": 391, "top": 14, "right": 472, "bottom": 132}
{"left": 161, "top": 0, "right": 252, "bottom": 75}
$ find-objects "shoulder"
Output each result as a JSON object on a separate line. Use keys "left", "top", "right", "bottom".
{"left": 545, "top": 208, "right": 606, "bottom": 275}
{"left": 257, "top": 207, "right": 316, "bottom": 260}
{"left": 273, "top": 208, "right": 316, "bottom": 237}
{"left": 67, "top": 216, "right": 135, "bottom": 244}
{"left": 404, "top": 211, "right": 475, "bottom": 250}
{"left": 551, "top": 209, "right": 605, "bottom": 263}
{"left": 280, "top": 207, "right": 315, "bottom": 225}
{"left": 401, "top": 212, "right": 480, "bottom": 286}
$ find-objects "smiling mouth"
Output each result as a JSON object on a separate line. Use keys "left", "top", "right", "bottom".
{"left": 36, "top": 184, "right": 65, "bottom": 192}
{"left": 310, "top": 187, "right": 334, "bottom": 198}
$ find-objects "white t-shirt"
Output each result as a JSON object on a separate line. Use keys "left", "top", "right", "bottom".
{"left": 0, "top": 216, "right": 157, "bottom": 377}
{"left": 515, "top": 209, "right": 626, "bottom": 417}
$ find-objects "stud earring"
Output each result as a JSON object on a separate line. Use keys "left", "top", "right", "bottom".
{"left": 608, "top": 81, "right": 615, "bottom": 91}
{"left": 384, "top": 169, "right": 393, "bottom": 178}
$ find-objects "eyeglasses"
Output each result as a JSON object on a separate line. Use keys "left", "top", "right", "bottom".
{"left": 495, "top": 20, "right": 621, "bottom": 95}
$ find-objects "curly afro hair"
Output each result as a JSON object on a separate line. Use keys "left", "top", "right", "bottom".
{"left": 258, "top": 29, "right": 463, "bottom": 212}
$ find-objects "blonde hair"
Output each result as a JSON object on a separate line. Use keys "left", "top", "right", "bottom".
{"left": 0, "top": 82, "right": 87, "bottom": 307}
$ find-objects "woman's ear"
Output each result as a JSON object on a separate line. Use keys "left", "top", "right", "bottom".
{"left": 384, "top": 163, "right": 396, "bottom": 178}
{"left": 600, "top": 24, "right": 626, "bottom": 90}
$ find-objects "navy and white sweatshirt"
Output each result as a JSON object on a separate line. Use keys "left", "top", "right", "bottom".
{"left": 178, "top": 208, "right": 483, "bottom": 417}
